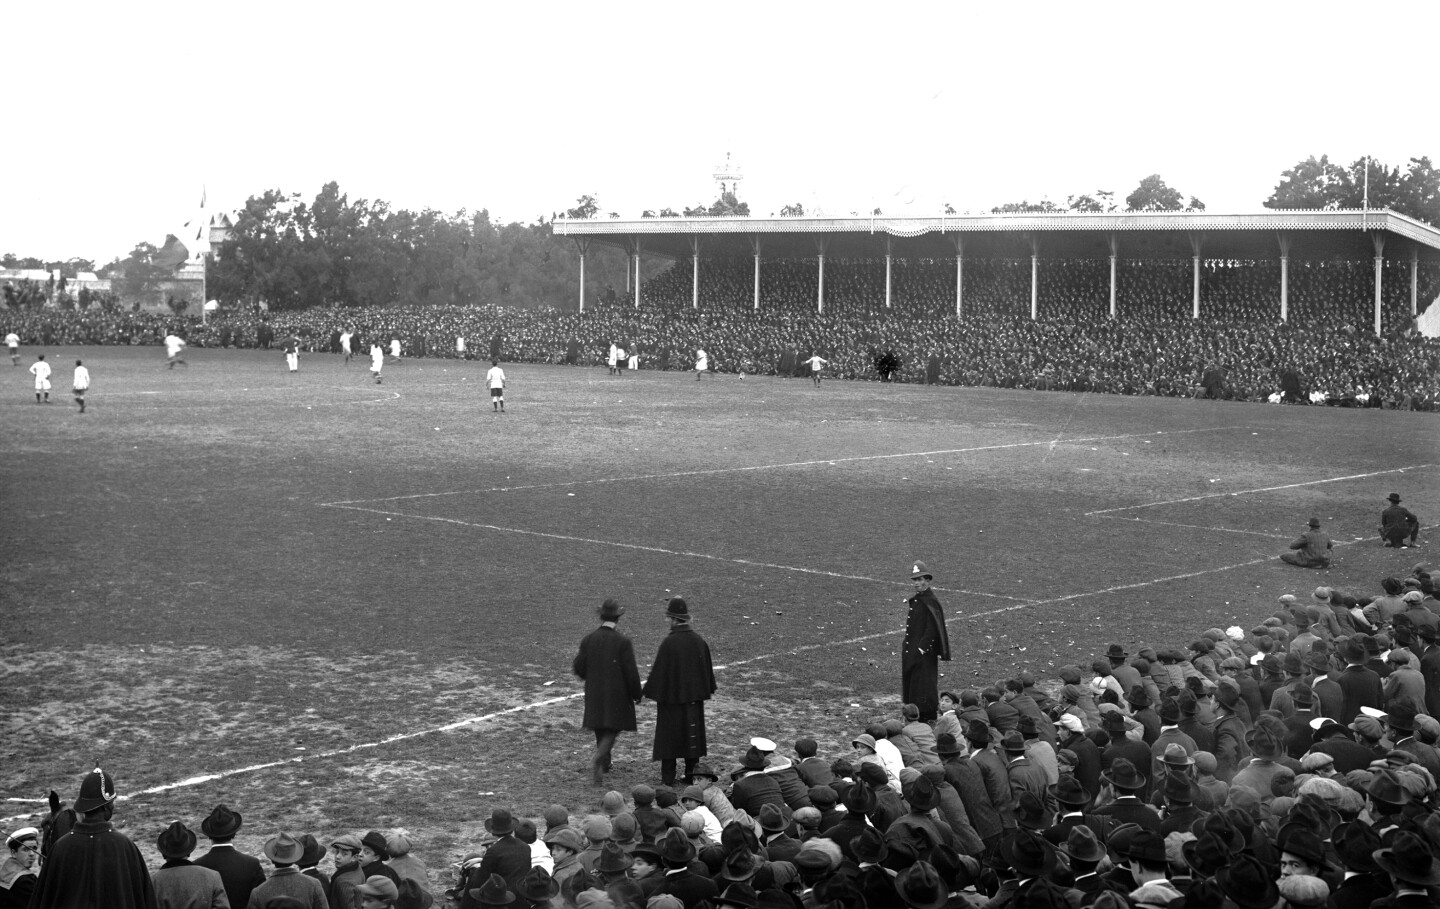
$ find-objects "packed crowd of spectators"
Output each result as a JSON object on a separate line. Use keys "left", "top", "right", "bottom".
{"left": 10, "top": 566, "right": 1440, "bottom": 908}
{"left": 4, "top": 257, "right": 1438, "bottom": 409}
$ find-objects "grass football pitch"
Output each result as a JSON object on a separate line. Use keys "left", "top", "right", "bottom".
{"left": 1, "top": 345, "right": 1435, "bottom": 874}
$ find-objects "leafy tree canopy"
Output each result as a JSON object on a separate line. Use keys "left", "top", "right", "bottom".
{"left": 1265, "top": 155, "right": 1440, "bottom": 227}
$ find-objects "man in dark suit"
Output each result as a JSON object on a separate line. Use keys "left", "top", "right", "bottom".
{"left": 642, "top": 598, "right": 717, "bottom": 786}
{"left": 573, "top": 598, "right": 642, "bottom": 785}
{"left": 1282, "top": 686, "right": 1320, "bottom": 759}
{"left": 1099, "top": 712, "right": 1153, "bottom": 800}
{"left": 650, "top": 829, "right": 718, "bottom": 909}
{"left": 1057, "top": 715, "right": 1102, "bottom": 800}
{"left": 902, "top": 561, "right": 951, "bottom": 723}
{"left": 962, "top": 720, "right": 1016, "bottom": 835}
{"left": 464, "top": 808, "right": 532, "bottom": 906}
{"left": 1328, "top": 820, "right": 1390, "bottom": 909}
{"left": 1175, "top": 691, "right": 1215, "bottom": 755}
{"left": 1334, "top": 637, "right": 1384, "bottom": 724}
{"left": 1043, "top": 777, "right": 1112, "bottom": 847}
{"left": 1380, "top": 492, "right": 1420, "bottom": 548}
{"left": 1091, "top": 760, "right": 1161, "bottom": 833}
{"left": 937, "top": 733, "right": 1003, "bottom": 851}
{"left": 193, "top": 804, "right": 265, "bottom": 909}
{"left": 1001, "top": 731, "right": 1052, "bottom": 818}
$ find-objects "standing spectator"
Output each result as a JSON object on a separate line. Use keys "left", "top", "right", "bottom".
{"left": 29, "top": 353, "right": 51, "bottom": 403}
{"left": 194, "top": 804, "right": 265, "bottom": 909}
{"left": 1280, "top": 517, "right": 1332, "bottom": 569}
{"left": 486, "top": 360, "right": 507, "bottom": 413}
{"left": 27, "top": 767, "right": 157, "bottom": 908}
{"left": 642, "top": 598, "right": 718, "bottom": 786}
{"left": 151, "top": 821, "right": 226, "bottom": 909}
{"left": 0, "top": 827, "right": 41, "bottom": 909}
{"left": 573, "top": 597, "right": 642, "bottom": 785}
{"left": 246, "top": 833, "right": 327, "bottom": 909}
{"left": 1380, "top": 494, "right": 1421, "bottom": 549}
{"left": 72, "top": 359, "right": 89, "bottom": 413}
{"left": 902, "top": 561, "right": 951, "bottom": 723}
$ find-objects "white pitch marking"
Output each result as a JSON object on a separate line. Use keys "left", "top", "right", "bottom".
{"left": 1091, "top": 515, "right": 1292, "bottom": 539}
{"left": 1085, "top": 464, "right": 1437, "bottom": 516}
{"left": 322, "top": 426, "right": 1247, "bottom": 507}
{"left": 8, "top": 520, "right": 1430, "bottom": 822}
{"left": 321, "top": 502, "right": 1023, "bottom": 601}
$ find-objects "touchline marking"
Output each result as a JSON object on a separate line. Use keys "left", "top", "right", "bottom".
{"left": 1091, "top": 515, "right": 1292, "bottom": 539}
{"left": 321, "top": 501, "right": 1023, "bottom": 601}
{"left": 1085, "top": 464, "right": 1437, "bottom": 516}
{"left": 7, "top": 521, "right": 1429, "bottom": 821}
{"left": 322, "top": 426, "right": 1246, "bottom": 507}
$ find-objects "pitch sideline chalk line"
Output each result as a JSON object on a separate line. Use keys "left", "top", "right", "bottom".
{"left": 322, "top": 426, "right": 1248, "bottom": 507}
{"left": 1085, "top": 464, "right": 1437, "bottom": 516}
{"left": 320, "top": 503, "right": 1023, "bottom": 602}
{"left": 1091, "top": 516, "right": 1292, "bottom": 539}
{"left": 10, "top": 522, "right": 1434, "bottom": 821}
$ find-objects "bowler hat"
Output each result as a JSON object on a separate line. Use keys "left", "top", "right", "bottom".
{"left": 468, "top": 873, "right": 514, "bottom": 906}
{"left": 599, "top": 598, "right": 625, "bottom": 621}
{"left": 265, "top": 832, "right": 306, "bottom": 865}
{"left": 1100, "top": 711, "right": 1127, "bottom": 732}
{"left": 1101, "top": 759, "right": 1145, "bottom": 791}
{"left": 1337, "top": 637, "right": 1366, "bottom": 665}
{"left": 157, "top": 821, "right": 197, "bottom": 859}
{"left": 74, "top": 768, "right": 117, "bottom": 814}
{"left": 1307, "top": 517, "right": 1321, "bottom": 529}
{"left": 200, "top": 803, "right": 242, "bottom": 839}
{"left": 718, "top": 882, "right": 760, "bottom": 909}
{"left": 665, "top": 597, "right": 690, "bottom": 619}
{"left": 1216, "top": 854, "right": 1279, "bottom": 909}
{"left": 518, "top": 867, "right": 560, "bottom": 902}
{"left": 1158, "top": 698, "right": 1180, "bottom": 724}
{"left": 893, "top": 861, "right": 948, "bottom": 909}
{"left": 1386, "top": 703, "right": 1417, "bottom": 733}
{"left": 1105, "top": 644, "right": 1127, "bottom": 661}
{"left": 1292, "top": 684, "right": 1314, "bottom": 707}
{"left": 1000, "top": 829, "right": 1056, "bottom": 877}
{"left": 361, "top": 830, "right": 389, "bottom": 858}
{"left": 1276, "top": 826, "right": 1326, "bottom": 867}
{"left": 597, "top": 841, "right": 634, "bottom": 874}
{"left": 1389, "top": 493, "right": 1402, "bottom": 504}
{"left": 1128, "top": 830, "right": 1166, "bottom": 865}
{"left": 1059, "top": 824, "right": 1105, "bottom": 863}
{"left": 1373, "top": 831, "right": 1440, "bottom": 886}
{"left": 484, "top": 808, "right": 516, "bottom": 836}
{"left": 909, "top": 561, "right": 932, "bottom": 580}
{"left": 935, "top": 733, "right": 962, "bottom": 756}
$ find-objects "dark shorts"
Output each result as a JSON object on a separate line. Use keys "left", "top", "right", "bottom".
{"left": 490, "top": 388, "right": 503, "bottom": 398}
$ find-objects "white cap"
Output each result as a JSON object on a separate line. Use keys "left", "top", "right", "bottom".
{"left": 1226, "top": 626, "right": 1244, "bottom": 641}
{"left": 749, "top": 737, "right": 777, "bottom": 753}
{"left": 1360, "top": 706, "right": 1388, "bottom": 719}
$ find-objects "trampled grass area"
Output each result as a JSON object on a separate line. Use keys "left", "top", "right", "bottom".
{"left": 1, "top": 345, "right": 1436, "bottom": 881}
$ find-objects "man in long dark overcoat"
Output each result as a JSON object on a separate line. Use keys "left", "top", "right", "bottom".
{"left": 903, "top": 561, "right": 951, "bottom": 723}
{"left": 573, "top": 597, "right": 642, "bottom": 785}
{"left": 642, "top": 598, "right": 717, "bottom": 786}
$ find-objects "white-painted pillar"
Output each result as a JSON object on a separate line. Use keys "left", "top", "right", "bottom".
{"left": 578, "top": 252, "right": 586, "bottom": 313}
{"left": 817, "top": 253, "right": 825, "bottom": 314}
{"left": 1373, "top": 232, "right": 1386, "bottom": 336}
{"left": 1412, "top": 248, "right": 1420, "bottom": 316}
{"left": 1108, "top": 235, "right": 1118, "bottom": 320}
{"left": 1192, "top": 256, "right": 1201, "bottom": 320}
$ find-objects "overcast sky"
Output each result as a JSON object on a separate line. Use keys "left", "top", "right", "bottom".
{"left": 7, "top": 1, "right": 1436, "bottom": 265}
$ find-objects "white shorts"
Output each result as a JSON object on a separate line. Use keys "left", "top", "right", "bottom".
{"left": 35, "top": 378, "right": 51, "bottom": 391}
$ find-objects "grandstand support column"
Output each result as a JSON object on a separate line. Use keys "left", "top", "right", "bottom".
{"left": 633, "top": 240, "right": 642, "bottom": 310}
{"left": 1029, "top": 236, "right": 1039, "bottom": 321}
{"left": 816, "top": 236, "right": 829, "bottom": 314}
{"left": 751, "top": 237, "right": 762, "bottom": 312}
{"left": 952, "top": 236, "right": 964, "bottom": 319}
{"left": 1277, "top": 234, "right": 1291, "bottom": 323}
{"left": 1108, "top": 235, "right": 1118, "bottom": 319}
{"left": 884, "top": 237, "right": 893, "bottom": 309}
{"left": 691, "top": 236, "right": 701, "bottom": 310}
{"left": 1190, "top": 234, "right": 1204, "bottom": 320}
{"left": 1372, "top": 231, "right": 1385, "bottom": 335}
{"left": 1412, "top": 247, "right": 1420, "bottom": 316}
{"left": 574, "top": 238, "right": 590, "bottom": 313}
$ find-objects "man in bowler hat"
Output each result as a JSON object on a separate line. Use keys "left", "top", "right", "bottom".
{"left": 903, "top": 561, "right": 951, "bottom": 723}
{"left": 642, "top": 597, "right": 717, "bottom": 786}
{"left": 1380, "top": 493, "right": 1420, "bottom": 548}
{"left": 573, "top": 597, "right": 643, "bottom": 785}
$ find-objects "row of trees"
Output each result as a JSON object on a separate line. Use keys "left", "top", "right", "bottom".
{"left": 6, "top": 157, "right": 1439, "bottom": 313}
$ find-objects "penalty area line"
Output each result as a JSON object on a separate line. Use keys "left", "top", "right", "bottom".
{"left": 1086, "top": 464, "right": 1437, "bottom": 516}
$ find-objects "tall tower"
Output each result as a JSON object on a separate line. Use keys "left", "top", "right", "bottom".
{"left": 712, "top": 152, "right": 743, "bottom": 200}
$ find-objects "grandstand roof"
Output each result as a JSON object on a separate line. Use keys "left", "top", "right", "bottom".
{"left": 552, "top": 209, "right": 1440, "bottom": 264}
